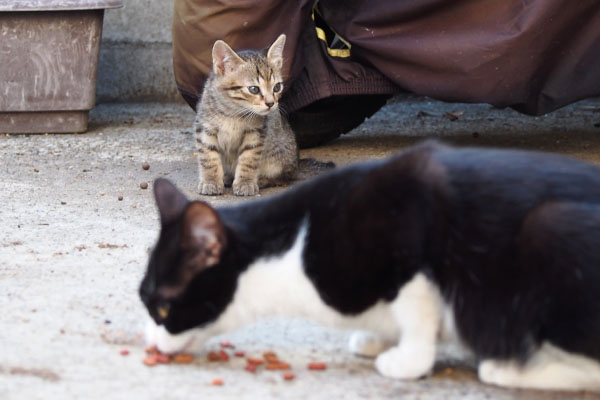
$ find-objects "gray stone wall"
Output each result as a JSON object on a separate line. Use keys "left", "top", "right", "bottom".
{"left": 97, "top": 0, "right": 182, "bottom": 103}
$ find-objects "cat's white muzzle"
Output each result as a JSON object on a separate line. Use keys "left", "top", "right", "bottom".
{"left": 145, "top": 318, "right": 207, "bottom": 354}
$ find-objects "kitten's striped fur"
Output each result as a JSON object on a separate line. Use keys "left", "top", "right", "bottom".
{"left": 194, "top": 34, "right": 298, "bottom": 196}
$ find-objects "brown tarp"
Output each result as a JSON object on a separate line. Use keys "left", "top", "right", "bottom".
{"left": 173, "top": 0, "right": 600, "bottom": 116}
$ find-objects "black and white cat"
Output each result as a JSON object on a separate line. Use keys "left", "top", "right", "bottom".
{"left": 140, "top": 140, "right": 600, "bottom": 391}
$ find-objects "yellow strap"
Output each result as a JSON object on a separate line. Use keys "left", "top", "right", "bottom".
{"left": 312, "top": 6, "right": 351, "bottom": 58}
{"left": 315, "top": 26, "right": 351, "bottom": 58}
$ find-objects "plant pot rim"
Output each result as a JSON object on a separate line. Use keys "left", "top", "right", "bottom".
{"left": 0, "top": 0, "right": 122, "bottom": 12}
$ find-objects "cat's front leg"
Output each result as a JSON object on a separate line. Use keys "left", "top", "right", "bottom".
{"left": 375, "top": 273, "right": 442, "bottom": 379}
{"left": 233, "top": 130, "right": 263, "bottom": 196}
{"left": 196, "top": 125, "right": 225, "bottom": 195}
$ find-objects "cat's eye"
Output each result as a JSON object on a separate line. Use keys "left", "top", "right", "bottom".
{"left": 273, "top": 83, "right": 282, "bottom": 93}
{"left": 157, "top": 302, "right": 170, "bottom": 319}
{"left": 247, "top": 86, "right": 260, "bottom": 95}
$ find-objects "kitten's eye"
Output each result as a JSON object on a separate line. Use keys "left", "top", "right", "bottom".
{"left": 273, "top": 83, "right": 282, "bottom": 93}
{"left": 247, "top": 86, "right": 260, "bottom": 95}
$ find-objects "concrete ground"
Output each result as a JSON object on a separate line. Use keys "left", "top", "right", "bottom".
{"left": 1, "top": 97, "right": 600, "bottom": 400}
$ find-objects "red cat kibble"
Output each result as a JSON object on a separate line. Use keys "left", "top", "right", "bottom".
{"left": 172, "top": 353, "right": 195, "bottom": 364}
{"left": 266, "top": 362, "right": 291, "bottom": 370}
{"left": 211, "top": 378, "right": 224, "bottom": 386}
{"left": 246, "top": 357, "right": 264, "bottom": 365}
{"left": 142, "top": 356, "right": 158, "bottom": 367}
{"left": 263, "top": 351, "right": 278, "bottom": 363}
{"left": 218, "top": 350, "right": 229, "bottom": 361}
{"left": 155, "top": 353, "right": 171, "bottom": 364}
{"left": 283, "top": 372, "right": 295, "bottom": 380}
{"left": 145, "top": 345, "right": 158, "bottom": 354}
{"left": 307, "top": 362, "right": 327, "bottom": 370}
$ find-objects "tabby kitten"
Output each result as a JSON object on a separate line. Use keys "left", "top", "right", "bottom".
{"left": 194, "top": 34, "right": 298, "bottom": 197}
{"left": 141, "top": 141, "right": 600, "bottom": 392}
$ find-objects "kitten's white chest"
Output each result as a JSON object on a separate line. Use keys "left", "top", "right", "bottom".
{"left": 216, "top": 118, "right": 246, "bottom": 172}
{"left": 218, "top": 118, "right": 245, "bottom": 153}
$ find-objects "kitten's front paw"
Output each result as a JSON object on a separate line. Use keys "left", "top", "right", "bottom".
{"left": 375, "top": 345, "right": 435, "bottom": 380}
{"left": 199, "top": 180, "right": 224, "bottom": 196}
{"left": 233, "top": 180, "right": 259, "bottom": 196}
{"left": 349, "top": 331, "right": 387, "bottom": 358}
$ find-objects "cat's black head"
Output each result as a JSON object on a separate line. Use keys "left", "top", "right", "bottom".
{"left": 139, "top": 178, "right": 238, "bottom": 334}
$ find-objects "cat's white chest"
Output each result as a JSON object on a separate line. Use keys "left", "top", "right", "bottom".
{"left": 209, "top": 223, "right": 402, "bottom": 339}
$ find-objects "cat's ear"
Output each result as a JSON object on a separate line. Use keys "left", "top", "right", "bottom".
{"left": 212, "top": 40, "right": 245, "bottom": 76}
{"left": 181, "top": 201, "right": 226, "bottom": 267}
{"left": 267, "top": 34, "right": 286, "bottom": 70}
{"left": 153, "top": 178, "right": 189, "bottom": 225}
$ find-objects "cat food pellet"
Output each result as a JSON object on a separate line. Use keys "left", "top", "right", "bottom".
{"left": 140, "top": 182, "right": 148, "bottom": 190}
{"left": 245, "top": 364, "right": 257, "bottom": 373}
{"left": 282, "top": 372, "right": 295, "bottom": 380}
{"left": 263, "top": 351, "right": 278, "bottom": 363}
{"left": 211, "top": 378, "right": 224, "bottom": 386}
{"left": 234, "top": 351, "right": 245, "bottom": 358}
{"left": 155, "top": 353, "right": 171, "bottom": 364}
{"left": 145, "top": 345, "right": 158, "bottom": 354}
{"left": 220, "top": 340, "right": 235, "bottom": 349}
{"left": 142, "top": 162, "right": 150, "bottom": 170}
{"left": 307, "top": 362, "right": 327, "bottom": 370}
{"left": 266, "top": 362, "right": 290, "bottom": 370}
{"left": 172, "top": 353, "right": 194, "bottom": 364}
{"left": 207, "top": 352, "right": 221, "bottom": 362}
{"left": 218, "top": 350, "right": 229, "bottom": 361}
{"left": 142, "top": 356, "right": 158, "bottom": 367}
{"left": 119, "top": 349, "right": 130, "bottom": 356}
{"left": 246, "top": 357, "right": 264, "bottom": 365}
{"left": 118, "top": 196, "right": 123, "bottom": 201}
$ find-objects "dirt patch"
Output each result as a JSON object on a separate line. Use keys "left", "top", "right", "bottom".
{"left": 0, "top": 365, "right": 60, "bottom": 382}
{"left": 97, "top": 243, "right": 129, "bottom": 249}
{"left": 1, "top": 241, "right": 23, "bottom": 247}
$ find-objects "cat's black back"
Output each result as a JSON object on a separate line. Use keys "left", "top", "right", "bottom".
{"left": 142, "top": 140, "right": 600, "bottom": 363}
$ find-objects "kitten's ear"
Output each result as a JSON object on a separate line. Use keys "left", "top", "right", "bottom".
{"left": 181, "top": 201, "right": 226, "bottom": 267}
{"left": 153, "top": 178, "right": 189, "bottom": 225}
{"left": 212, "top": 40, "right": 245, "bottom": 76}
{"left": 267, "top": 34, "right": 286, "bottom": 70}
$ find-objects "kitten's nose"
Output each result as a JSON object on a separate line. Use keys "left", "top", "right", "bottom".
{"left": 265, "top": 101, "right": 274, "bottom": 108}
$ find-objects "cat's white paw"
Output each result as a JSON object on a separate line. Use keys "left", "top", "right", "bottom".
{"left": 478, "top": 359, "right": 520, "bottom": 387}
{"left": 233, "top": 180, "right": 259, "bottom": 196}
{"left": 199, "top": 180, "right": 224, "bottom": 195}
{"left": 348, "top": 331, "right": 387, "bottom": 357}
{"left": 375, "top": 344, "right": 435, "bottom": 380}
